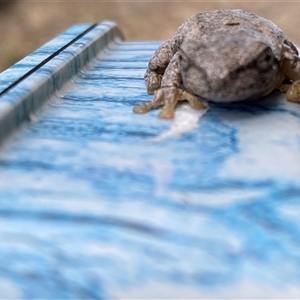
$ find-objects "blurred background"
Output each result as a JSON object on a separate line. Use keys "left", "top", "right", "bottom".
{"left": 0, "top": 1, "right": 300, "bottom": 73}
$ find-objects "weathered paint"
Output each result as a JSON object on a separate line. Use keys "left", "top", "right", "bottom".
{"left": 0, "top": 22, "right": 300, "bottom": 299}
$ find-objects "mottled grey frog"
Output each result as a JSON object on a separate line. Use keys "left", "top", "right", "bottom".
{"left": 133, "top": 9, "right": 300, "bottom": 118}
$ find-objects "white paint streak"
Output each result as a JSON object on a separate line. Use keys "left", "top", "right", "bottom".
{"left": 113, "top": 281, "right": 300, "bottom": 299}
{"left": 153, "top": 104, "right": 209, "bottom": 141}
{"left": 0, "top": 279, "right": 23, "bottom": 299}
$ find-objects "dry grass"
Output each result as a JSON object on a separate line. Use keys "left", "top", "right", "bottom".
{"left": 0, "top": 1, "right": 300, "bottom": 72}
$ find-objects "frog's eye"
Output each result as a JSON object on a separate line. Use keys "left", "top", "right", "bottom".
{"left": 256, "top": 48, "right": 275, "bottom": 72}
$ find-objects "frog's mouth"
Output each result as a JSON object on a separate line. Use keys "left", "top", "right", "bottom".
{"left": 179, "top": 32, "right": 281, "bottom": 102}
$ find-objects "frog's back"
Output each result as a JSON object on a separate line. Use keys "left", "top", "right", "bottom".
{"left": 174, "top": 9, "right": 286, "bottom": 60}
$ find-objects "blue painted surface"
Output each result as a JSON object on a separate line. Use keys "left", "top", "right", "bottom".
{"left": 0, "top": 24, "right": 95, "bottom": 94}
{"left": 0, "top": 22, "right": 300, "bottom": 298}
{"left": 0, "top": 22, "right": 124, "bottom": 145}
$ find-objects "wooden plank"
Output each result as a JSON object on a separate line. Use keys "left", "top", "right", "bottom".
{"left": 0, "top": 24, "right": 96, "bottom": 94}
{"left": 0, "top": 23, "right": 300, "bottom": 299}
{"left": 0, "top": 22, "right": 124, "bottom": 145}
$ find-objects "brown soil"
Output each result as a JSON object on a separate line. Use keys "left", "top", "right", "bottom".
{"left": 0, "top": 1, "right": 299, "bottom": 72}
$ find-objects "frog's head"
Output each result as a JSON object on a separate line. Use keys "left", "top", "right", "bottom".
{"left": 178, "top": 30, "right": 283, "bottom": 102}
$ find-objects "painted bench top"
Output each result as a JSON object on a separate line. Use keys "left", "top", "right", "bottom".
{"left": 0, "top": 22, "right": 300, "bottom": 299}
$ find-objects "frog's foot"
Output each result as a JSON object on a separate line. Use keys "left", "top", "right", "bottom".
{"left": 285, "top": 80, "right": 300, "bottom": 103}
{"left": 133, "top": 86, "right": 207, "bottom": 119}
{"left": 144, "top": 69, "right": 162, "bottom": 94}
{"left": 278, "top": 83, "right": 290, "bottom": 93}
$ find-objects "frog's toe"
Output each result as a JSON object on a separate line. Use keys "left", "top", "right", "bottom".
{"left": 180, "top": 90, "right": 207, "bottom": 110}
{"left": 286, "top": 80, "right": 300, "bottom": 103}
{"left": 133, "top": 99, "right": 163, "bottom": 114}
{"left": 133, "top": 103, "right": 151, "bottom": 114}
{"left": 156, "top": 87, "right": 184, "bottom": 119}
{"left": 133, "top": 86, "right": 206, "bottom": 119}
{"left": 133, "top": 88, "right": 176, "bottom": 118}
{"left": 133, "top": 88, "right": 165, "bottom": 114}
{"left": 158, "top": 106, "right": 175, "bottom": 119}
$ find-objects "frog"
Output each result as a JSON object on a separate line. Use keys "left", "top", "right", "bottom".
{"left": 133, "top": 9, "right": 300, "bottom": 119}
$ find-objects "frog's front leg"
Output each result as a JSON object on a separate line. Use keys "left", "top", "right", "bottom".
{"left": 282, "top": 48, "right": 300, "bottom": 103}
{"left": 279, "top": 81, "right": 300, "bottom": 103}
{"left": 134, "top": 86, "right": 205, "bottom": 119}
{"left": 134, "top": 53, "right": 206, "bottom": 119}
{"left": 286, "top": 81, "right": 300, "bottom": 103}
{"left": 145, "top": 40, "right": 173, "bottom": 94}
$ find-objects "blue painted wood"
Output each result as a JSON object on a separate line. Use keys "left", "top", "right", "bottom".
{"left": 0, "top": 24, "right": 96, "bottom": 94}
{"left": 0, "top": 22, "right": 124, "bottom": 145}
{"left": 0, "top": 22, "right": 300, "bottom": 299}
